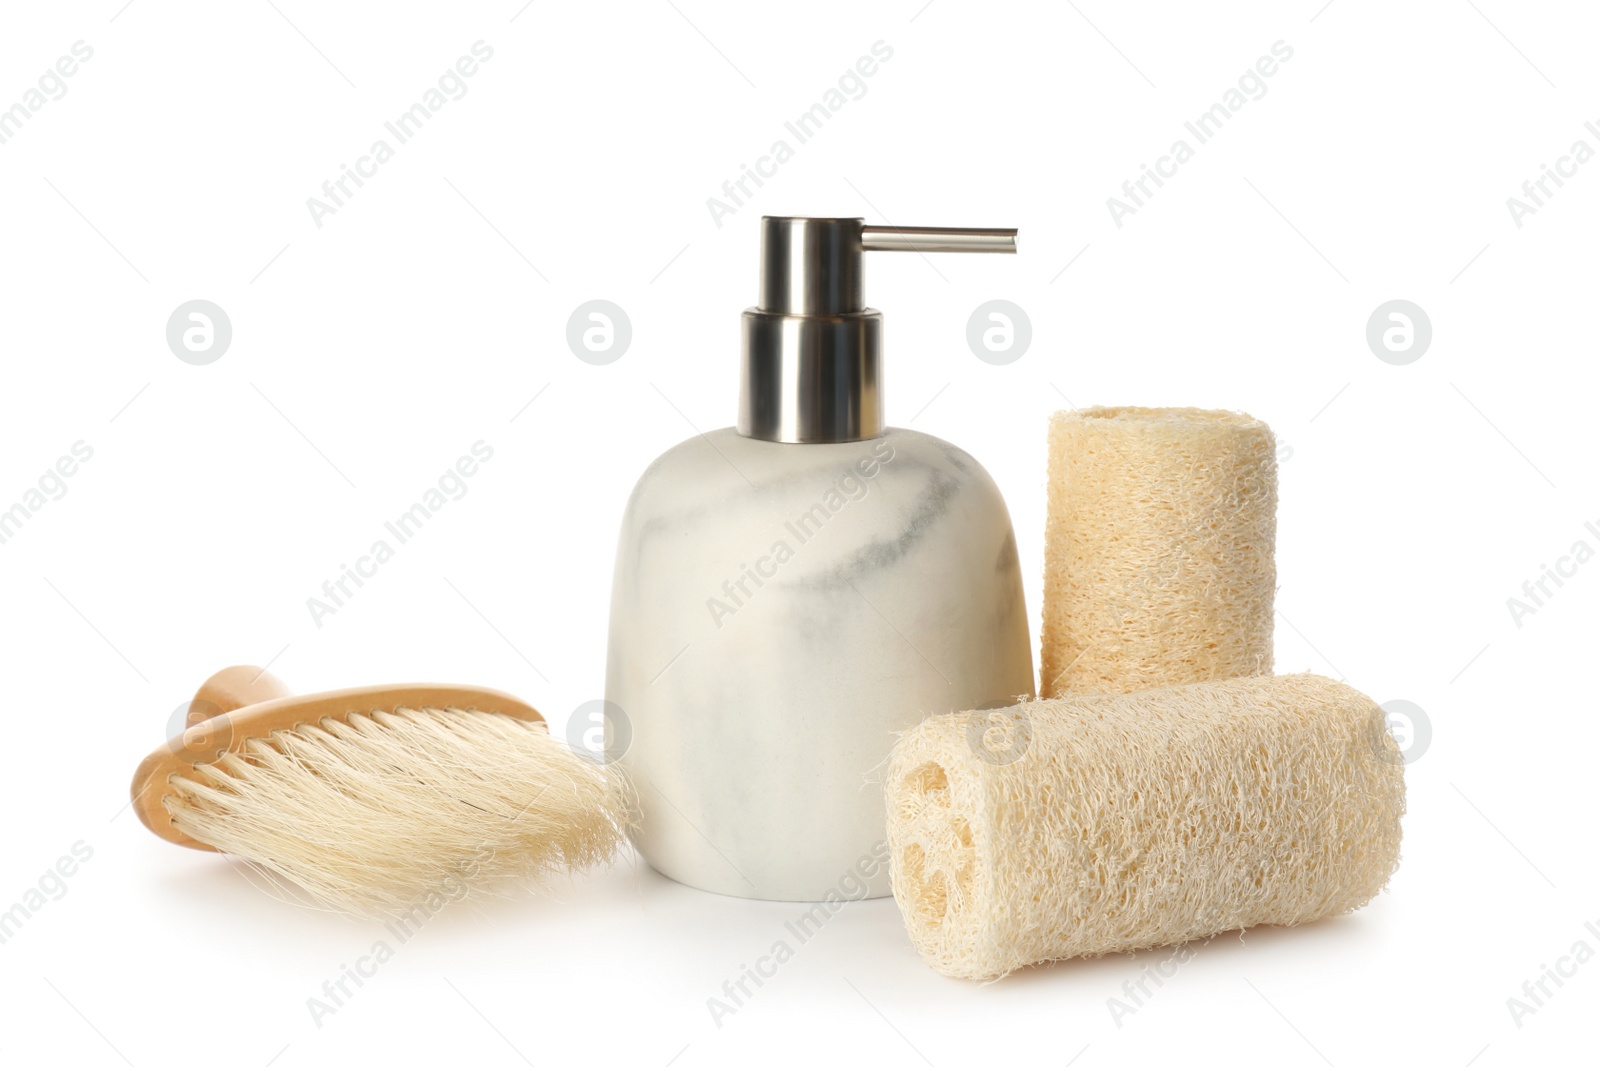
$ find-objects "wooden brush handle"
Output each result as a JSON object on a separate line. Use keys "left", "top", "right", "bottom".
{"left": 191, "top": 665, "right": 294, "bottom": 717}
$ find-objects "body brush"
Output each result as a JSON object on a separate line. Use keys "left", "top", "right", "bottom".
{"left": 131, "top": 666, "right": 632, "bottom": 915}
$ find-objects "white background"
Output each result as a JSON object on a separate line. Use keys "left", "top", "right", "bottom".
{"left": 1, "top": 1, "right": 1596, "bottom": 1064}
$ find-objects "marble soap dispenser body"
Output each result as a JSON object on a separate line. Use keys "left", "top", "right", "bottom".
{"left": 604, "top": 217, "right": 1035, "bottom": 901}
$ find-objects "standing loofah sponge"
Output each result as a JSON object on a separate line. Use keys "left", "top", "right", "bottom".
{"left": 885, "top": 673, "right": 1405, "bottom": 980}
{"left": 1040, "top": 406, "right": 1277, "bottom": 697}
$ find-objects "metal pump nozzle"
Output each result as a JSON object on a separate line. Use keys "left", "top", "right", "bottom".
{"left": 738, "top": 216, "right": 1017, "bottom": 444}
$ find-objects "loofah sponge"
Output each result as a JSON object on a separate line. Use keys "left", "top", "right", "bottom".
{"left": 885, "top": 673, "right": 1405, "bottom": 980}
{"left": 1040, "top": 406, "right": 1277, "bottom": 697}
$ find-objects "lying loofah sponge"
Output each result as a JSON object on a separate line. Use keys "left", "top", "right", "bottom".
{"left": 886, "top": 673, "right": 1405, "bottom": 980}
{"left": 1040, "top": 406, "right": 1277, "bottom": 697}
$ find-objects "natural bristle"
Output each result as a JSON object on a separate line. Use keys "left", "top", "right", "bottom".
{"left": 164, "top": 706, "right": 633, "bottom": 915}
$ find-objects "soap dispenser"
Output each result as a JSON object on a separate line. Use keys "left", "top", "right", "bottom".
{"left": 605, "top": 216, "right": 1034, "bottom": 901}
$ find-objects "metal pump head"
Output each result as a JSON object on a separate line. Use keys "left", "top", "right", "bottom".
{"left": 738, "top": 216, "right": 1017, "bottom": 444}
